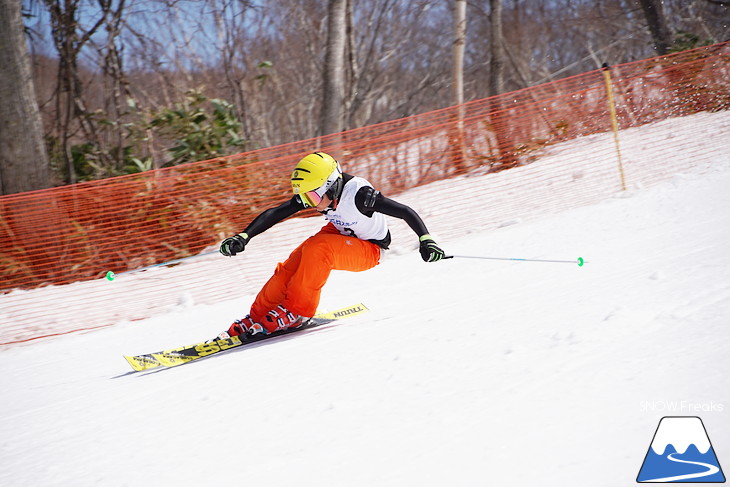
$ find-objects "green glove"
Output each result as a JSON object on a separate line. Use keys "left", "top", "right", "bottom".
{"left": 419, "top": 234, "right": 445, "bottom": 262}
{"left": 220, "top": 233, "right": 249, "bottom": 257}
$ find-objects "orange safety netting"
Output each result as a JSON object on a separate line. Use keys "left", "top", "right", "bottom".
{"left": 1, "top": 41, "right": 728, "bottom": 345}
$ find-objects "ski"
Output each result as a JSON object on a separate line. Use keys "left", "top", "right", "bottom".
{"left": 123, "top": 303, "right": 368, "bottom": 372}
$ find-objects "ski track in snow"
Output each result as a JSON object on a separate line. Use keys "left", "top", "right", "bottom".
{"left": 1, "top": 118, "right": 730, "bottom": 486}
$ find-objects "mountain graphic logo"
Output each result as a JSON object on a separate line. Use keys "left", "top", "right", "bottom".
{"left": 637, "top": 416, "right": 725, "bottom": 483}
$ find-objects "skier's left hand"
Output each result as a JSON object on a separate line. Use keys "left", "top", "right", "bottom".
{"left": 419, "top": 235, "right": 445, "bottom": 262}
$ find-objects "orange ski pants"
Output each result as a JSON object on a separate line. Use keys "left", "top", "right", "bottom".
{"left": 249, "top": 223, "right": 381, "bottom": 330}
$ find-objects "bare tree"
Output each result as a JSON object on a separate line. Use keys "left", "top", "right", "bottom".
{"left": 208, "top": 0, "right": 257, "bottom": 145}
{"left": 637, "top": 0, "right": 672, "bottom": 55}
{"left": 43, "top": 0, "right": 111, "bottom": 183}
{"left": 344, "top": 1, "right": 452, "bottom": 126}
{"left": 0, "top": 0, "right": 50, "bottom": 194}
{"left": 488, "top": 0, "right": 504, "bottom": 96}
{"left": 448, "top": 0, "right": 467, "bottom": 174}
{"left": 484, "top": 0, "right": 512, "bottom": 171}
{"left": 452, "top": 0, "right": 466, "bottom": 106}
{"left": 319, "top": 0, "right": 348, "bottom": 137}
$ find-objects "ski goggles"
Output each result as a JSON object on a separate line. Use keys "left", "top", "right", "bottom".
{"left": 298, "top": 168, "right": 341, "bottom": 208}
{"left": 301, "top": 186, "right": 327, "bottom": 208}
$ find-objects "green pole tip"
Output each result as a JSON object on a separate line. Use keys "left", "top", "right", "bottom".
{"left": 105, "top": 271, "right": 116, "bottom": 281}
{"left": 577, "top": 257, "right": 585, "bottom": 267}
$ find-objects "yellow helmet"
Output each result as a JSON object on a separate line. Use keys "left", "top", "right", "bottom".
{"left": 291, "top": 152, "right": 343, "bottom": 207}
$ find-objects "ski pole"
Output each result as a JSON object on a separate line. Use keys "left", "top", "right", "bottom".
{"left": 445, "top": 255, "right": 586, "bottom": 266}
{"left": 104, "top": 250, "right": 219, "bottom": 281}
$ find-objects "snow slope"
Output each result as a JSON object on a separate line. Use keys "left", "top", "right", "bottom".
{"left": 2, "top": 132, "right": 730, "bottom": 486}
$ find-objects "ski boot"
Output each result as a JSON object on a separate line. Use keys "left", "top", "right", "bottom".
{"left": 263, "top": 305, "right": 303, "bottom": 332}
{"left": 210, "top": 315, "right": 266, "bottom": 342}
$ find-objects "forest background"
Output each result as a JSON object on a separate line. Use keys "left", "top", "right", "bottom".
{"left": 1, "top": 0, "right": 728, "bottom": 195}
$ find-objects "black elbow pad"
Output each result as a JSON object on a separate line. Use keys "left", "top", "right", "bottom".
{"left": 361, "top": 186, "right": 380, "bottom": 210}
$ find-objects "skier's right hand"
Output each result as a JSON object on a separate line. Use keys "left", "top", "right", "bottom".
{"left": 419, "top": 234, "right": 445, "bottom": 262}
{"left": 220, "top": 232, "right": 249, "bottom": 257}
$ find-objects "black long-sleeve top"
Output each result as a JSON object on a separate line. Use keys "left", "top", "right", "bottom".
{"left": 242, "top": 174, "right": 430, "bottom": 249}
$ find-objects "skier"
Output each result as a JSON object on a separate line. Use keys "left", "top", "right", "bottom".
{"left": 216, "top": 151, "right": 445, "bottom": 339}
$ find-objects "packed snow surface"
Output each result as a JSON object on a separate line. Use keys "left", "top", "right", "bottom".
{"left": 2, "top": 127, "right": 729, "bottom": 486}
